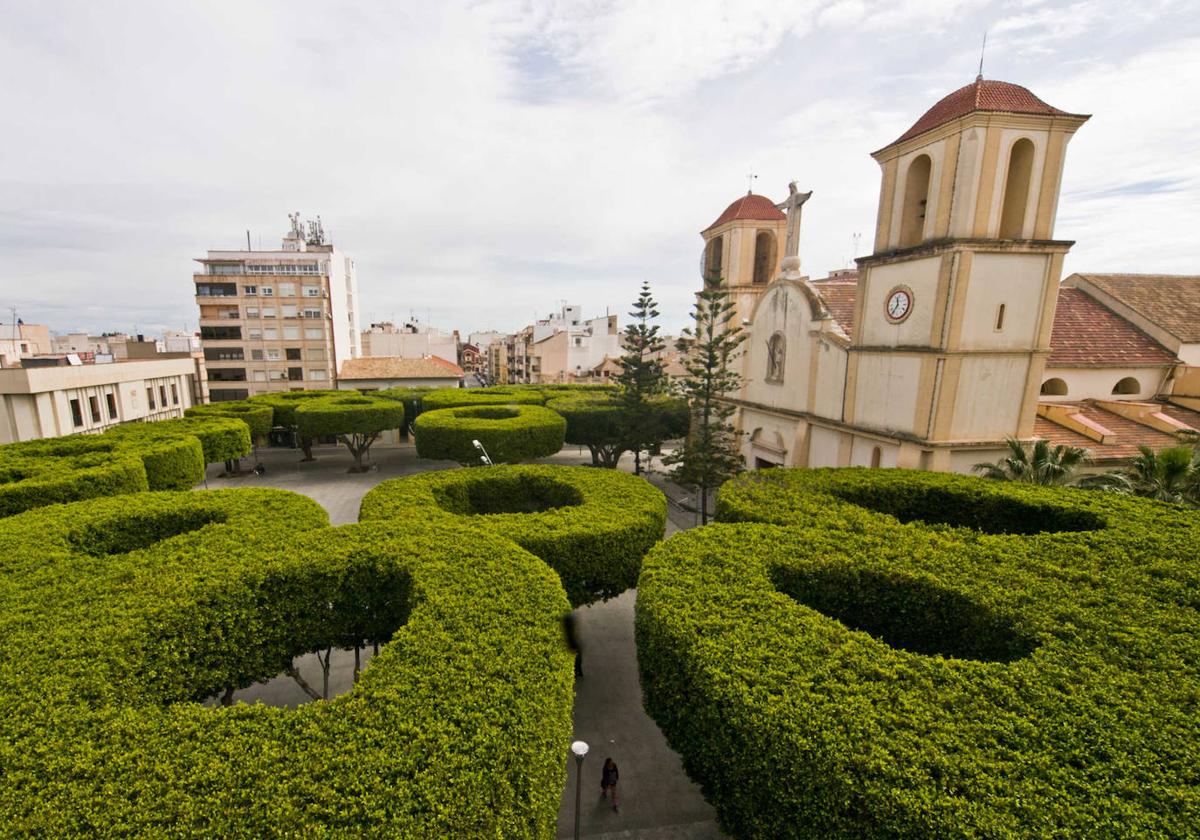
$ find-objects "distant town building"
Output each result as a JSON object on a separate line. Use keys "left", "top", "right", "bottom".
{"left": 193, "top": 214, "right": 361, "bottom": 401}
{"left": 361, "top": 321, "right": 457, "bottom": 362}
{"left": 51, "top": 332, "right": 112, "bottom": 356}
{"left": 163, "top": 330, "right": 202, "bottom": 354}
{"left": 459, "top": 343, "right": 482, "bottom": 374}
{"left": 0, "top": 356, "right": 202, "bottom": 443}
{"left": 528, "top": 305, "right": 620, "bottom": 384}
{"left": 0, "top": 322, "right": 52, "bottom": 366}
{"left": 337, "top": 356, "right": 463, "bottom": 391}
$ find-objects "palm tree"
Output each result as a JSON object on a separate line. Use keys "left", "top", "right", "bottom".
{"left": 972, "top": 437, "right": 1091, "bottom": 485}
{"left": 1082, "top": 445, "right": 1200, "bottom": 507}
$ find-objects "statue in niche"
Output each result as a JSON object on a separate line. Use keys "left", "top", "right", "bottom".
{"left": 766, "top": 333, "right": 786, "bottom": 382}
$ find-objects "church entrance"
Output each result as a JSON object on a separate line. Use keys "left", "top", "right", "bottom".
{"left": 754, "top": 457, "right": 780, "bottom": 470}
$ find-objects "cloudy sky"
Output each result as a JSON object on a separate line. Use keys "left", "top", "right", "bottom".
{"left": 3, "top": 0, "right": 1198, "bottom": 337}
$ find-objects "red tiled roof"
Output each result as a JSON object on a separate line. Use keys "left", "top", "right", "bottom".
{"left": 812, "top": 280, "right": 857, "bottom": 334}
{"left": 1035, "top": 400, "right": 1199, "bottom": 462}
{"left": 1069, "top": 273, "right": 1200, "bottom": 343}
{"left": 703, "top": 193, "right": 786, "bottom": 232}
{"left": 338, "top": 355, "right": 463, "bottom": 380}
{"left": 1047, "top": 288, "right": 1178, "bottom": 367}
{"left": 889, "top": 78, "right": 1086, "bottom": 146}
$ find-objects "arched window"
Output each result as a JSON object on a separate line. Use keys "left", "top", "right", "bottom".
{"left": 765, "top": 332, "right": 785, "bottom": 383}
{"left": 898, "top": 154, "right": 931, "bottom": 248}
{"left": 1040, "top": 378, "right": 1068, "bottom": 396}
{"left": 704, "top": 235, "right": 724, "bottom": 282}
{"left": 999, "top": 138, "right": 1035, "bottom": 239}
{"left": 752, "top": 231, "right": 776, "bottom": 284}
{"left": 1112, "top": 376, "right": 1140, "bottom": 395}
{"left": 870, "top": 446, "right": 882, "bottom": 469}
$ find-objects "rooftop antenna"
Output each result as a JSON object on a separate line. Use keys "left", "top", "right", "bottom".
{"left": 746, "top": 173, "right": 758, "bottom": 194}
{"left": 977, "top": 30, "right": 987, "bottom": 81}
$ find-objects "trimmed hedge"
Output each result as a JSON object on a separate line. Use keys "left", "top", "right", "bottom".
{"left": 0, "top": 489, "right": 574, "bottom": 835}
{"left": 413, "top": 404, "right": 566, "bottom": 464}
{"left": 0, "top": 437, "right": 149, "bottom": 517}
{"left": 419, "top": 387, "right": 547, "bottom": 411}
{"left": 375, "top": 386, "right": 435, "bottom": 423}
{"left": 361, "top": 464, "right": 667, "bottom": 606}
{"left": 185, "top": 400, "right": 274, "bottom": 439}
{"left": 294, "top": 393, "right": 405, "bottom": 439}
{"left": 247, "top": 389, "right": 346, "bottom": 426}
{"left": 106, "top": 415, "right": 251, "bottom": 469}
{"left": 636, "top": 468, "right": 1200, "bottom": 838}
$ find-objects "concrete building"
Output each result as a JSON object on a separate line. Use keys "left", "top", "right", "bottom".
{"left": 525, "top": 305, "right": 621, "bottom": 384}
{"left": 337, "top": 356, "right": 463, "bottom": 391}
{"left": 194, "top": 215, "right": 360, "bottom": 401}
{"left": 459, "top": 343, "right": 482, "bottom": 374}
{"left": 361, "top": 321, "right": 457, "bottom": 363}
{"left": 163, "top": 330, "right": 202, "bottom": 354}
{"left": 0, "top": 323, "right": 53, "bottom": 366}
{"left": 487, "top": 341, "right": 509, "bottom": 385}
{"left": 0, "top": 356, "right": 202, "bottom": 443}
{"left": 50, "top": 332, "right": 111, "bottom": 356}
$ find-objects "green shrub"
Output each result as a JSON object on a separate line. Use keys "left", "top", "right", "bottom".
{"left": 636, "top": 468, "right": 1200, "bottom": 838}
{"left": 361, "top": 464, "right": 666, "bottom": 606}
{"left": 375, "top": 386, "right": 435, "bottom": 423}
{"left": 247, "top": 389, "right": 345, "bottom": 426}
{"left": 413, "top": 404, "right": 566, "bottom": 464}
{"left": 0, "top": 437, "right": 149, "bottom": 517}
{"left": 294, "top": 393, "right": 405, "bottom": 439}
{"left": 106, "top": 415, "right": 250, "bottom": 468}
{"left": 0, "top": 489, "right": 573, "bottom": 836}
{"left": 419, "top": 387, "right": 547, "bottom": 411}
{"left": 185, "top": 400, "right": 274, "bottom": 439}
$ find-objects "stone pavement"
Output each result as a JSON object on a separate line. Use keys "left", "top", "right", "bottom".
{"left": 205, "top": 442, "right": 725, "bottom": 838}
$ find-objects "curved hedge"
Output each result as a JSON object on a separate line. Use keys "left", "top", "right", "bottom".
{"left": 294, "top": 393, "right": 405, "bottom": 439}
{"left": 0, "top": 437, "right": 149, "bottom": 517}
{"left": 419, "top": 387, "right": 547, "bottom": 412}
{"left": 106, "top": 415, "right": 251, "bottom": 468}
{"left": 361, "top": 464, "right": 666, "bottom": 606}
{"left": 247, "top": 389, "right": 346, "bottom": 426}
{"left": 414, "top": 404, "right": 566, "bottom": 464}
{"left": 376, "top": 386, "right": 434, "bottom": 424}
{"left": 185, "top": 400, "right": 274, "bottom": 439}
{"left": 636, "top": 468, "right": 1200, "bottom": 838}
{"left": 0, "top": 489, "right": 573, "bottom": 835}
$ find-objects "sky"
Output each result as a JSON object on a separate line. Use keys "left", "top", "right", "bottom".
{"left": 2, "top": 0, "right": 1199, "bottom": 338}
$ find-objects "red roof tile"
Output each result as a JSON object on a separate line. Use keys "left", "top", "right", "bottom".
{"left": 811, "top": 280, "right": 858, "bottom": 335}
{"left": 1069, "top": 273, "right": 1200, "bottom": 343}
{"left": 703, "top": 193, "right": 786, "bottom": 232}
{"left": 889, "top": 78, "right": 1086, "bottom": 147}
{"left": 1035, "top": 400, "right": 1196, "bottom": 462}
{"left": 1048, "top": 288, "right": 1178, "bottom": 367}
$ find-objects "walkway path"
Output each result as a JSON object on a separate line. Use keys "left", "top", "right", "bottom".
{"left": 206, "top": 442, "right": 724, "bottom": 837}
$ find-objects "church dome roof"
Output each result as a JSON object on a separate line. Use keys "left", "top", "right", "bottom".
{"left": 887, "top": 78, "right": 1087, "bottom": 147}
{"left": 704, "top": 192, "right": 786, "bottom": 232}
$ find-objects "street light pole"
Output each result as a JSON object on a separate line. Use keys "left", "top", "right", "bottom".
{"left": 571, "top": 740, "right": 589, "bottom": 840}
{"left": 472, "top": 438, "right": 493, "bottom": 466}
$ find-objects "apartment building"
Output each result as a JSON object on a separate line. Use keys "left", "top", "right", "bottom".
{"left": 194, "top": 216, "right": 360, "bottom": 401}
{"left": 0, "top": 323, "right": 52, "bottom": 366}
{"left": 361, "top": 321, "right": 457, "bottom": 362}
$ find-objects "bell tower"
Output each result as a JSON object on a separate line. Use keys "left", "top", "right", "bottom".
{"left": 845, "top": 78, "right": 1089, "bottom": 469}
{"left": 700, "top": 192, "right": 788, "bottom": 324}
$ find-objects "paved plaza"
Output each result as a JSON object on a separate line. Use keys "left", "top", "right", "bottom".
{"left": 204, "top": 441, "right": 725, "bottom": 838}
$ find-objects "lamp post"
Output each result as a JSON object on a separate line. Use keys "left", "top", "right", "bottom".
{"left": 472, "top": 438, "right": 493, "bottom": 466}
{"left": 571, "top": 740, "right": 589, "bottom": 840}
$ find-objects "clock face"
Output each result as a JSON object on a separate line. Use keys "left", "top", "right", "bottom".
{"left": 886, "top": 288, "right": 912, "bottom": 323}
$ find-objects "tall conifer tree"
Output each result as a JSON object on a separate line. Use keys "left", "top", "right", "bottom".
{"left": 616, "top": 281, "right": 668, "bottom": 474}
{"left": 665, "top": 273, "right": 746, "bottom": 523}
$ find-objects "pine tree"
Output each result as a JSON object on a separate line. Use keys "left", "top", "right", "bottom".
{"left": 664, "top": 273, "right": 747, "bottom": 524}
{"left": 616, "top": 281, "right": 668, "bottom": 474}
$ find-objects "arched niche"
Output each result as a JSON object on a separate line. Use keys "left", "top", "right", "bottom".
{"left": 752, "top": 231, "right": 776, "bottom": 284}
{"left": 898, "top": 154, "right": 932, "bottom": 248}
{"left": 1040, "top": 378, "right": 1068, "bottom": 396}
{"left": 704, "top": 235, "right": 724, "bottom": 282}
{"left": 765, "top": 332, "right": 786, "bottom": 383}
{"left": 1112, "top": 376, "right": 1140, "bottom": 395}
{"left": 999, "top": 138, "right": 1035, "bottom": 239}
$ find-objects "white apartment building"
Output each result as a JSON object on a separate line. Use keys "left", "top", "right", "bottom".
{"left": 0, "top": 356, "right": 201, "bottom": 443}
{"left": 361, "top": 321, "right": 457, "bottom": 363}
{"left": 527, "top": 305, "right": 620, "bottom": 384}
{"left": 195, "top": 217, "right": 360, "bottom": 401}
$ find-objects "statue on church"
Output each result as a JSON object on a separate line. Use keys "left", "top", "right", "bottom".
{"left": 766, "top": 333, "right": 786, "bottom": 382}
{"left": 776, "top": 182, "right": 812, "bottom": 274}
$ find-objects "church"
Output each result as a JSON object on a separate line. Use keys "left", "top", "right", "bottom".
{"left": 700, "top": 77, "right": 1200, "bottom": 473}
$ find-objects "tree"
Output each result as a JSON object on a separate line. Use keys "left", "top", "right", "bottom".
{"left": 616, "top": 281, "right": 669, "bottom": 474}
{"left": 972, "top": 437, "right": 1091, "bottom": 486}
{"left": 294, "top": 395, "right": 405, "bottom": 473}
{"left": 1081, "top": 444, "right": 1200, "bottom": 506}
{"left": 664, "top": 274, "right": 747, "bottom": 524}
{"left": 547, "top": 394, "right": 689, "bottom": 469}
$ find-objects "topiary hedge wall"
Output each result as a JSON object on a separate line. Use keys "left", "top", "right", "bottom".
{"left": 106, "top": 415, "right": 251, "bottom": 468}
{"left": 361, "top": 464, "right": 666, "bottom": 606}
{"left": 636, "top": 468, "right": 1200, "bottom": 838}
{"left": 294, "top": 393, "right": 405, "bottom": 440}
{"left": 0, "top": 489, "right": 574, "bottom": 835}
{"left": 419, "top": 387, "right": 547, "bottom": 411}
{"left": 413, "top": 404, "right": 566, "bottom": 464}
{"left": 185, "top": 400, "right": 274, "bottom": 439}
{"left": 247, "top": 389, "right": 346, "bottom": 427}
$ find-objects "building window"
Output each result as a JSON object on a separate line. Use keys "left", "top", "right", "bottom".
{"left": 87, "top": 396, "right": 101, "bottom": 423}
{"left": 260, "top": 286, "right": 274, "bottom": 296}
{"left": 1112, "top": 376, "right": 1140, "bottom": 395}
{"left": 263, "top": 328, "right": 278, "bottom": 340}
{"left": 303, "top": 308, "right": 322, "bottom": 319}
{"left": 159, "top": 386, "right": 168, "bottom": 407}
{"left": 248, "top": 329, "right": 262, "bottom": 340}
{"left": 279, "top": 283, "right": 296, "bottom": 297}
{"left": 281, "top": 304, "right": 298, "bottom": 318}
{"left": 69, "top": 398, "right": 84, "bottom": 426}
{"left": 309, "top": 370, "right": 328, "bottom": 381}
{"left": 870, "top": 446, "right": 882, "bottom": 469}
{"left": 305, "top": 328, "right": 324, "bottom": 339}
{"left": 269, "top": 370, "right": 285, "bottom": 381}
{"left": 147, "top": 388, "right": 156, "bottom": 410}
{"left": 1040, "top": 378, "right": 1069, "bottom": 396}
{"left": 170, "top": 383, "right": 179, "bottom": 405}
{"left": 199, "top": 326, "right": 242, "bottom": 340}
{"left": 285, "top": 347, "right": 302, "bottom": 360}
{"left": 999, "top": 138, "right": 1035, "bottom": 239}
{"left": 267, "top": 349, "right": 281, "bottom": 361}
{"left": 249, "top": 349, "right": 264, "bottom": 361}
{"left": 995, "top": 303, "right": 1007, "bottom": 331}
{"left": 304, "top": 286, "right": 321, "bottom": 297}
{"left": 765, "top": 332, "right": 785, "bottom": 383}
{"left": 246, "top": 306, "right": 260, "bottom": 318}
{"left": 752, "top": 231, "right": 776, "bottom": 284}
{"left": 704, "top": 235, "right": 724, "bottom": 282}
{"left": 899, "top": 153, "right": 932, "bottom": 248}
{"left": 262, "top": 307, "right": 276, "bottom": 319}
{"left": 288, "top": 367, "right": 303, "bottom": 381}
{"left": 283, "top": 326, "right": 300, "bottom": 340}
{"left": 105, "top": 392, "right": 118, "bottom": 419}
{"left": 308, "top": 348, "right": 326, "bottom": 361}
{"left": 210, "top": 389, "right": 249, "bottom": 401}
{"left": 252, "top": 370, "right": 267, "bottom": 382}
{"left": 243, "top": 285, "right": 258, "bottom": 296}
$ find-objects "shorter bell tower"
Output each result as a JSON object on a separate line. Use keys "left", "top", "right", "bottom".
{"left": 700, "top": 192, "right": 788, "bottom": 324}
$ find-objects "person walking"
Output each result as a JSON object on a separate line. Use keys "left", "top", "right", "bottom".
{"left": 600, "top": 758, "right": 619, "bottom": 811}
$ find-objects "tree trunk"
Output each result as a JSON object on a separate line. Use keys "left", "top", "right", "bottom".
{"left": 354, "top": 645, "right": 361, "bottom": 683}
{"left": 299, "top": 435, "right": 315, "bottom": 461}
{"left": 221, "top": 687, "right": 235, "bottom": 707}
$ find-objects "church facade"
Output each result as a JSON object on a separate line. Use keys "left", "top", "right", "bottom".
{"left": 703, "top": 78, "right": 1200, "bottom": 473}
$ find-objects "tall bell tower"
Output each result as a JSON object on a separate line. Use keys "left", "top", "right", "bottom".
{"left": 845, "top": 78, "right": 1089, "bottom": 470}
{"left": 700, "top": 192, "right": 788, "bottom": 324}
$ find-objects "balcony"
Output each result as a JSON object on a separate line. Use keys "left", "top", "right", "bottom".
{"left": 195, "top": 282, "right": 238, "bottom": 297}
{"left": 208, "top": 369, "right": 247, "bottom": 383}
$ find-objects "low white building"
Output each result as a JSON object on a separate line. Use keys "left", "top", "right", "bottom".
{"left": 0, "top": 356, "right": 203, "bottom": 443}
{"left": 337, "top": 356, "right": 463, "bottom": 391}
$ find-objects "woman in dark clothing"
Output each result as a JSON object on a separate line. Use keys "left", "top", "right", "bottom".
{"left": 600, "top": 758, "right": 619, "bottom": 811}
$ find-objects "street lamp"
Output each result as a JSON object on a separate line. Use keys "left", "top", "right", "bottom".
{"left": 472, "top": 439, "right": 493, "bottom": 466}
{"left": 571, "top": 740, "right": 589, "bottom": 840}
